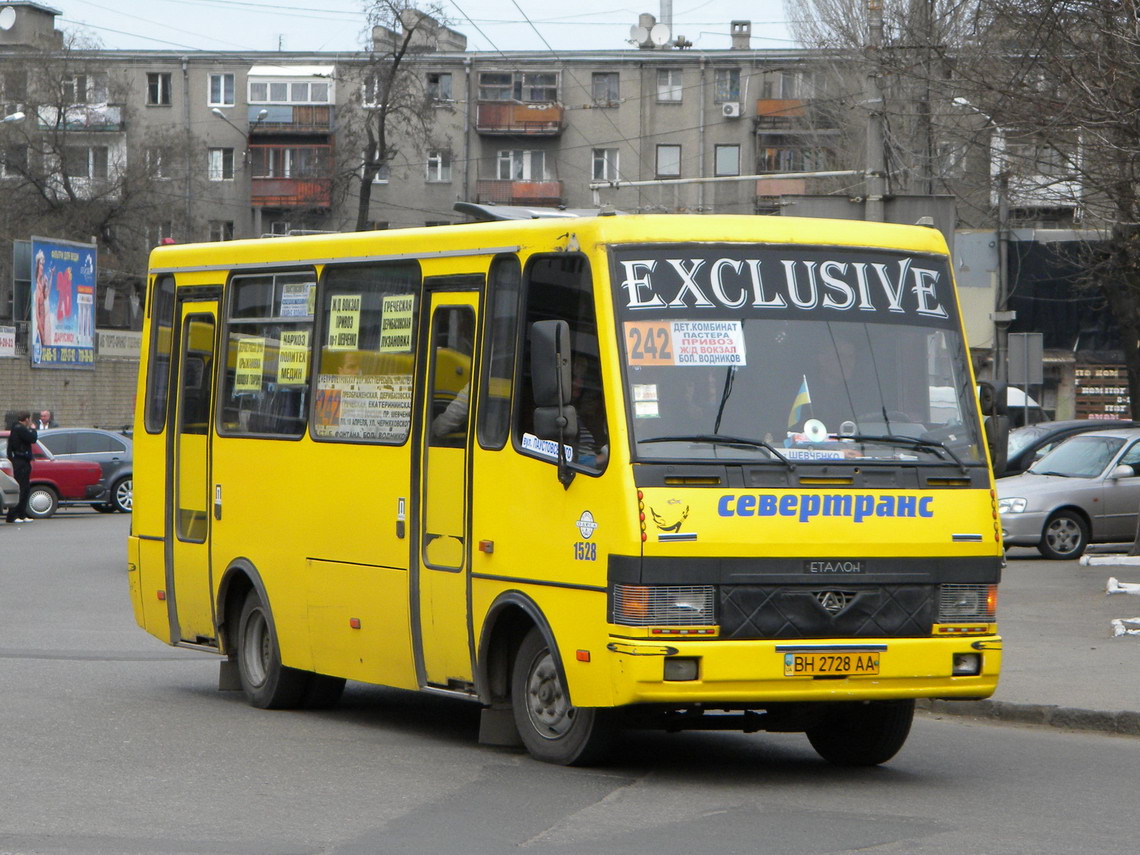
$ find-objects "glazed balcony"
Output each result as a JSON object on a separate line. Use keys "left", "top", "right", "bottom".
{"left": 247, "top": 104, "right": 334, "bottom": 134}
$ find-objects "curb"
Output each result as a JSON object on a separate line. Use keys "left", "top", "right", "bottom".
{"left": 917, "top": 698, "right": 1140, "bottom": 738}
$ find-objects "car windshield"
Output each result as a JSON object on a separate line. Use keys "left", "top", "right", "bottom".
{"left": 1031, "top": 435, "right": 1124, "bottom": 478}
{"left": 1007, "top": 424, "right": 1051, "bottom": 458}
{"left": 611, "top": 243, "right": 984, "bottom": 465}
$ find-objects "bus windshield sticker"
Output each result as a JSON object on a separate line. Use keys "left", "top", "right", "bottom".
{"left": 624, "top": 320, "right": 746, "bottom": 367}
{"left": 280, "top": 281, "right": 313, "bottom": 318}
{"left": 328, "top": 295, "right": 361, "bottom": 350}
{"left": 613, "top": 247, "right": 957, "bottom": 330}
{"left": 234, "top": 337, "right": 265, "bottom": 392}
{"left": 277, "top": 330, "right": 309, "bottom": 385}
{"left": 631, "top": 384, "right": 660, "bottom": 418}
{"left": 379, "top": 295, "right": 415, "bottom": 352}
{"left": 314, "top": 373, "right": 412, "bottom": 440}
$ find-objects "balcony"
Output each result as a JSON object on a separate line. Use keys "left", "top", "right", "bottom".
{"left": 36, "top": 104, "right": 124, "bottom": 132}
{"left": 248, "top": 104, "right": 334, "bottom": 134}
{"left": 475, "top": 179, "right": 563, "bottom": 206}
{"left": 754, "top": 99, "right": 806, "bottom": 130}
{"left": 251, "top": 177, "right": 332, "bottom": 208}
{"left": 476, "top": 102, "right": 564, "bottom": 136}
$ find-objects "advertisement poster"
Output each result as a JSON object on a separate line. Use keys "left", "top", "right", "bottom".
{"left": 30, "top": 237, "right": 97, "bottom": 369}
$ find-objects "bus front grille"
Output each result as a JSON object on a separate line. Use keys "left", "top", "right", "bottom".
{"left": 719, "top": 585, "right": 935, "bottom": 639}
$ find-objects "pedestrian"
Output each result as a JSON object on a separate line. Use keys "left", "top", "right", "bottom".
{"left": 5, "top": 411, "right": 38, "bottom": 524}
{"left": 35, "top": 409, "right": 57, "bottom": 430}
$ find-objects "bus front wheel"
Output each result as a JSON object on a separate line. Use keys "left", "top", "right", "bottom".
{"left": 236, "top": 590, "right": 309, "bottom": 709}
{"left": 510, "top": 628, "right": 613, "bottom": 766}
{"left": 805, "top": 699, "right": 914, "bottom": 766}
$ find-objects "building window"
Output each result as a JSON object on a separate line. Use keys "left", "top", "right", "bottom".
{"left": 714, "top": 68, "right": 741, "bottom": 102}
{"left": 209, "top": 73, "right": 235, "bottom": 106}
{"left": 63, "top": 145, "right": 109, "bottom": 179}
{"left": 657, "top": 69, "right": 682, "bottom": 102}
{"left": 249, "top": 79, "right": 331, "bottom": 104}
{"left": 149, "top": 221, "right": 175, "bottom": 245}
{"left": 145, "top": 147, "right": 170, "bottom": 179}
{"left": 147, "top": 72, "right": 173, "bottom": 106}
{"left": 591, "top": 72, "right": 619, "bottom": 105}
{"left": 478, "top": 71, "right": 558, "bottom": 102}
{"left": 655, "top": 144, "right": 681, "bottom": 177}
{"left": 365, "top": 220, "right": 390, "bottom": 230}
{"left": 208, "top": 147, "right": 235, "bottom": 181}
{"left": 497, "top": 149, "right": 549, "bottom": 181}
{"left": 592, "top": 148, "right": 619, "bottom": 181}
{"left": 2, "top": 70, "right": 27, "bottom": 103}
{"left": 209, "top": 220, "right": 235, "bottom": 241}
{"left": 63, "top": 73, "right": 106, "bottom": 105}
{"left": 714, "top": 144, "right": 740, "bottom": 176}
{"left": 427, "top": 72, "right": 452, "bottom": 101}
{"left": 426, "top": 151, "right": 452, "bottom": 182}
{"left": 1, "top": 144, "right": 27, "bottom": 179}
{"left": 365, "top": 156, "right": 390, "bottom": 183}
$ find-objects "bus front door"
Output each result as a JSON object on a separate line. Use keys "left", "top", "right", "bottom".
{"left": 417, "top": 293, "right": 478, "bottom": 688}
{"left": 166, "top": 301, "right": 218, "bottom": 645}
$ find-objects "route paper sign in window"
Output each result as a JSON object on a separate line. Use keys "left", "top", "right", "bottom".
{"left": 623, "top": 320, "right": 746, "bottom": 367}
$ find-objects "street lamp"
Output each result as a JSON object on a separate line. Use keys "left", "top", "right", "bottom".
{"left": 2, "top": 111, "right": 25, "bottom": 123}
{"left": 953, "top": 97, "right": 1015, "bottom": 389}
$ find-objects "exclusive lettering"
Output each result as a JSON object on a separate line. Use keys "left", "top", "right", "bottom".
{"left": 620, "top": 260, "right": 666, "bottom": 309}
{"left": 710, "top": 258, "right": 749, "bottom": 308}
{"left": 783, "top": 259, "right": 819, "bottom": 309}
{"left": 665, "top": 259, "right": 714, "bottom": 307}
{"left": 744, "top": 259, "right": 787, "bottom": 308}
{"left": 912, "top": 267, "right": 949, "bottom": 318}
{"left": 820, "top": 261, "right": 856, "bottom": 310}
{"left": 871, "top": 258, "right": 912, "bottom": 313}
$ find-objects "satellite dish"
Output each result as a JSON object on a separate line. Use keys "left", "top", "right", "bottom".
{"left": 649, "top": 23, "right": 671, "bottom": 46}
{"left": 630, "top": 25, "right": 649, "bottom": 44}
{"left": 0, "top": 7, "right": 16, "bottom": 31}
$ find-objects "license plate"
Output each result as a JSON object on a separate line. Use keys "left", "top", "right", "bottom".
{"left": 783, "top": 651, "right": 880, "bottom": 677}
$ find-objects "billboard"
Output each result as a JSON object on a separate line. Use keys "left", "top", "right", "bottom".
{"left": 30, "top": 237, "right": 96, "bottom": 368}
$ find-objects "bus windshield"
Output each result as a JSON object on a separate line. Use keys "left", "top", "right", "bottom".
{"left": 611, "top": 243, "right": 984, "bottom": 465}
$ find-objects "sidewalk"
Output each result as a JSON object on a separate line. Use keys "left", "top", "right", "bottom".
{"left": 920, "top": 546, "right": 1140, "bottom": 737}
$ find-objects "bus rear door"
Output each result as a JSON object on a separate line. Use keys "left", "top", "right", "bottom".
{"left": 417, "top": 290, "right": 479, "bottom": 688}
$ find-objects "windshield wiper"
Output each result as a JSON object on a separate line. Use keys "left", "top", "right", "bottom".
{"left": 641, "top": 434, "right": 795, "bottom": 469}
{"left": 842, "top": 433, "right": 969, "bottom": 473}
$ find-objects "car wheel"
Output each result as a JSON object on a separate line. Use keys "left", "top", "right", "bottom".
{"left": 27, "top": 485, "right": 58, "bottom": 518}
{"left": 235, "top": 590, "right": 310, "bottom": 709}
{"left": 510, "top": 627, "right": 614, "bottom": 766}
{"left": 805, "top": 700, "right": 915, "bottom": 766}
{"left": 1039, "top": 510, "right": 1089, "bottom": 560}
{"left": 111, "top": 477, "right": 132, "bottom": 513}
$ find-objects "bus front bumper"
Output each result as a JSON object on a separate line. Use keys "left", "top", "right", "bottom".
{"left": 600, "top": 634, "right": 1001, "bottom": 707}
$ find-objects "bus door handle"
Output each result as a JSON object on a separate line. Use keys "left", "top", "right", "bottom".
{"left": 214, "top": 484, "right": 222, "bottom": 520}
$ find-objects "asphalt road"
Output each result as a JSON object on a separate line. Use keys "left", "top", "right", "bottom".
{"left": 2, "top": 511, "right": 1138, "bottom": 855}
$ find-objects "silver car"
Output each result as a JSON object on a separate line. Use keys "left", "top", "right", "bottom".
{"left": 0, "top": 468, "right": 17, "bottom": 515}
{"left": 998, "top": 427, "right": 1140, "bottom": 559}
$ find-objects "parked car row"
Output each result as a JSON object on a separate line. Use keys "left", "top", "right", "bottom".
{"left": 0, "top": 427, "right": 132, "bottom": 519}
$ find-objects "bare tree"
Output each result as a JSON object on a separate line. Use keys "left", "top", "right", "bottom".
{"left": 350, "top": 1, "right": 450, "bottom": 231}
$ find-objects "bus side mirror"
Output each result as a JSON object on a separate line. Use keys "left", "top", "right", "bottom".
{"left": 978, "top": 381, "right": 1008, "bottom": 416}
{"left": 530, "top": 320, "right": 572, "bottom": 407}
{"left": 985, "top": 415, "right": 1010, "bottom": 477}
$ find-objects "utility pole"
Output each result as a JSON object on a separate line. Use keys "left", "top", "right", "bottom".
{"left": 864, "top": 0, "right": 886, "bottom": 222}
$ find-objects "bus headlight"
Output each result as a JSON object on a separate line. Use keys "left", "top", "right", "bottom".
{"left": 938, "top": 584, "right": 997, "bottom": 623}
{"left": 997, "top": 497, "right": 1027, "bottom": 514}
{"left": 612, "top": 585, "right": 716, "bottom": 626}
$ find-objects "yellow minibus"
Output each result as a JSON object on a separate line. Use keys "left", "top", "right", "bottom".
{"left": 128, "top": 214, "right": 1003, "bottom": 766}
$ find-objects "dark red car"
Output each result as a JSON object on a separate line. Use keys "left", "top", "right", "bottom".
{"left": 0, "top": 431, "right": 106, "bottom": 518}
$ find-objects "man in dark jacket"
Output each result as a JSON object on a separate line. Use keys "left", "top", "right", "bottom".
{"left": 5, "top": 411, "right": 38, "bottom": 523}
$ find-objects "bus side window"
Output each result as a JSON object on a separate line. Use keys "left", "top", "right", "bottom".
{"left": 517, "top": 255, "right": 607, "bottom": 472}
{"left": 144, "top": 274, "right": 177, "bottom": 433}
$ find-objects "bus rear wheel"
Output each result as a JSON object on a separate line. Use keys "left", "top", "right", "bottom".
{"left": 236, "top": 590, "right": 309, "bottom": 709}
{"left": 805, "top": 700, "right": 914, "bottom": 766}
{"left": 510, "top": 627, "right": 613, "bottom": 766}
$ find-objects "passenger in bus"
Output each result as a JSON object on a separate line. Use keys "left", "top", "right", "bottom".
{"left": 572, "top": 354, "right": 608, "bottom": 468}
{"left": 432, "top": 384, "right": 470, "bottom": 438}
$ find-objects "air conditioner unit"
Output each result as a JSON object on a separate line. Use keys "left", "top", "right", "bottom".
{"left": 722, "top": 101, "right": 741, "bottom": 118}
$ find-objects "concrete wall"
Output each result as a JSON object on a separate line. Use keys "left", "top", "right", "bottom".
{"left": 0, "top": 357, "right": 138, "bottom": 429}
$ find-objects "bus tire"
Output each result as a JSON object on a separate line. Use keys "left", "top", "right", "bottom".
{"left": 235, "top": 589, "right": 309, "bottom": 709}
{"left": 510, "top": 627, "right": 613, "bottom": 766}
{"left": 805, "top": 699, "right": 914, "bottom": 766}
